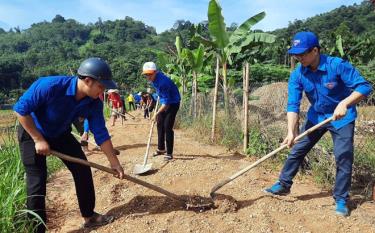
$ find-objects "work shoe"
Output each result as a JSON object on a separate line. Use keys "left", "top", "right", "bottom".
{"left": 335, "top": 199, "right": 349, "bottom": 217}
{"left": 152, "top": 150, "right": 166, "bottom": 157}
{"left": 164, "top": 154, "right": 173, "bottom": 161}
{"left": 264, "top": 181, "right": 290, "bottom": 195}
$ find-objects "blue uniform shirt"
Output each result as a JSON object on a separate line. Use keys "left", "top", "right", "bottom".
{"left": 14, "top": 76, "right": 110, "bottom": 145}
{"left": 151, "top": 71, "right": 181, "bottom": 105}
{"left": 287, "top": 55, "right": 373, "bottom": 129}
{"left": 83, "top": 119, "right": 90, "bottom": 133}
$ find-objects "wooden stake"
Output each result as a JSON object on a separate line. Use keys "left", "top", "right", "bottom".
{"left": 211, "top": 57, "right": 220, "bottom": 142}
{"left": 243, "top": 62, "right": 249, "bottom": 153}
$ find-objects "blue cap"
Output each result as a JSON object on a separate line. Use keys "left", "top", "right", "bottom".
{"left": 288, "top": 31, "right": 320, "bottom": 55}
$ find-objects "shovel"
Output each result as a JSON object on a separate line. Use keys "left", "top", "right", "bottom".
{"left": 50, "top": 150, "right": 185, "bottom": 205}
{"left": 210, "top": 117, "right": 334, "bottom": 198}
{"left": 133, "top": 99, "right": 160, "bottom": 175}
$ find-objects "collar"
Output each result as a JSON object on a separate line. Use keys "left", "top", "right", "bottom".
{"left": 66, "top": 76, "right": 78, "bottom": 96}
{"left": 302, "top": 54, "right": 327, "bottom": 75}
{"left": 152, "top": 71, "right": 161, "bottom": 84}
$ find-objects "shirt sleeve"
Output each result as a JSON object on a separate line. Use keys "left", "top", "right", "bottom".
{"left": 287, "top": 71, "right": 303, "bottom": 113}
{"left": 159, "top": 84, "right": 171, "bottom": 105}
{"left": 336, "top": 60, "right": 373, "bottom": 96}
{"left": 87, "top": 101, "right": 110, "bottom": 145}
{"left": 13, "top": 78, "right": 52, "bottom": 116}
{"left": 83, "top": 119, "right": 90, "bottom": 133}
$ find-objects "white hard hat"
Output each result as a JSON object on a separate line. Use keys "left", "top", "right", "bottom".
{"left": 142, "top": 62, "right": 157, "bottom": 74}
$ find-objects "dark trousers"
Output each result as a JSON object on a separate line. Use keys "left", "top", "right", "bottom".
{"left": 18, "top": 125, "right": 95, "bottom": 233}
{"left": 144, "top": 106, "right": 154, "bottom": 119}
{"left": 279, "top": 120, "right": 354, "bottom": 201}
{"left": 128, "top": 101, "right": 135, "bottom": 111}
{"left": 72, "top": 118, "right": 84, "bottom": 135}
{"left": 156, "top": 103, "right": 180, "bottom": 155}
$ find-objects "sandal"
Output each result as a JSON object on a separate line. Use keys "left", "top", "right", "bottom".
{"left": 152, "top": 150, "right": 166, "bottom": 157}
{"left": 83, "top": 212, "right": 114, "bottom": 228}
{"left": 164, "top": 154, "right": 173, "bottom": 161}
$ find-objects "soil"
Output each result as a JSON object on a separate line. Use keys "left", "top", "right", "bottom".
{"left": 46, "top": 110, "right": 375, "bottom": 233}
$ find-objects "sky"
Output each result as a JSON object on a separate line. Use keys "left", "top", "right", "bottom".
{"left": 0, "top": 0, "right": 364, "bottom": 33}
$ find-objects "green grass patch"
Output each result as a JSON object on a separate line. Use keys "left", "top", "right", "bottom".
{"left": 0, "top": 128, "right": 63, "bottom": 232}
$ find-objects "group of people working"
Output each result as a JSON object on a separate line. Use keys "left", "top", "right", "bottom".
{"left": 14, "top": 58, "right": 180, "bottom": 232}
{"left": 12, "top": 31, "right": 372, "bottom": 232}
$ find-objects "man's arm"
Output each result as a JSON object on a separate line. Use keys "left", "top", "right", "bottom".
{"left": 284, "top": 70, "right": 303, "bottom": 148}
{"left": 16, "top": 113, "right": 50, "bottom": 155}
{"left": 100, "top": 139, "right": 125, "bottom": 179}
{"left": 283, "top": 112, "right": 300, "bottom": 148}
{"left": 334, "top": 60, "right": 373, "bottom": 120}
{"left": 333, "top": 91, "right": 367, "bottom": 120}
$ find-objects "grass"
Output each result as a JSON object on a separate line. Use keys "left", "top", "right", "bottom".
{"left": 358, "top": 106, "right": 375, "bottom": 120}
{"left": 0, "top": 127, "right": 64, "bottom": 232}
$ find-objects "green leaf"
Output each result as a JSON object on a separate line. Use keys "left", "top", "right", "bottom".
{"left": 194, "top": 45, "right": 205, "bottom": 72}
{"left": 228, "top": 32, "right": 276, "bottom": 55}
{"left": 208, "top": 0, "right": 229, "bottom": 49}
{"left": 182, "top": 48, "right": 194, "bottom": 68}
{"left": 175, "top": 36, "right": 182, "bottom": 58}
{"left": 336, "top": 35, "right": 345, "bottom": 57}
{"left": 229, "top": 12, "right": 266, "bottom": 44}
{"left": 192, "top": 33, "right": 216, "bottom": 48}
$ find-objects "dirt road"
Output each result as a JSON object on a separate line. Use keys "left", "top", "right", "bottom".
{"left": 46, "top": 111, "right": 375, "bottom": 233}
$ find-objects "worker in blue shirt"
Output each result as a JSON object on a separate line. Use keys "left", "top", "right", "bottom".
{"left": 14, "top": 57, "right": 125, "bottom": 232}
{"left": 142, "top": 62, "right": 181, "bottom": 161}
{"left": 72, "top": 117, "right": 90, "bottom": 152}
{"left": 265, "top": 32, "right": 372, "bottom": 217}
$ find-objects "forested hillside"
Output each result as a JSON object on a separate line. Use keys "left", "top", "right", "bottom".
{"left": 0, "top": 1, "right": 374, "bottom": 103}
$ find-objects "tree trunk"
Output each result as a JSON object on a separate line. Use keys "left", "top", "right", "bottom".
{"left": 211, "top": 57, "right": 220, "bottom": 142}
{"left": 243, "top": 62, "right": 250, "bottom": 153}
{"left": 192, "top": 71, "right": 198, "bottom": 118}
{"left": 181, "top": 76, "right": 185, "bottom": 100}
{"left": 222, "top": 62, "right": 229, "bottom": 115}
{"left": 291, "top": 56, "right": 296, "bottom": 71}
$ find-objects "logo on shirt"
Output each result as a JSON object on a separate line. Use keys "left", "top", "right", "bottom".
{"left": 293, "top": 40, "right": 301, "bottom": 46}
{"left": 324, "top": 82, "right": 337, "bottom": 89}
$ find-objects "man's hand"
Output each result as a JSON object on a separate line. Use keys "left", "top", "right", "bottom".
{"left": 333, "top": 101, "right": 348, "bottom": 120}
{"left": 282, "top": 131, "right": 297, "bottom": 148}
{"left": 151, "top": 112, "right": 159, "bottom": 122}
{"left": 35, "top": 139, "right": 50, "bottom": 155}
{"left": 81, "top": 132, "right": 89, "bottom": 141}
{"left": 110, "top": 163, "right": 125, "bottom": 179}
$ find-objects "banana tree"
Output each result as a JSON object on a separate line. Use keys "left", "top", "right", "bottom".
{"left": 182, "top": 44, "right": 205, "bottom": 118}
{"left": 194, "top": 0, "right": 276, "bottom": 115}
{"left": 175, "top": 35, "right": 190, "bottom": 98}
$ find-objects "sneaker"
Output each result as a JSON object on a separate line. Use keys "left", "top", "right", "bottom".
{"left": 164, "top": 154, "right": 173, "bottom": 161}
{"left": 264, "top": 181, "right": 290, "bottom": 195}
{"left": 335, "top": 199, "right": 349, "bottom": 217}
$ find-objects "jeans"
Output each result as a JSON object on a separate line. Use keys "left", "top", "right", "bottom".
{"left": 157, "top": 103, "right": 180, "bottom": 155}
{"left": 279, "top": 120, "right": 354, "bottom": 201}
{"left": 18, "top": 125, "right": 95, "bottom": 233}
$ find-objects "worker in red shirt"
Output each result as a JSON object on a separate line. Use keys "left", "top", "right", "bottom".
{"left": 107, "top": 89, "right": 123, "bottom": 126}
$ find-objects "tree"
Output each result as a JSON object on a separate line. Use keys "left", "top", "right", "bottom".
{"left": 194, "top": 0, "right": 275, "bottom": 114}
{"left": 182, "top": 44, "right": 205, "bottom": 118}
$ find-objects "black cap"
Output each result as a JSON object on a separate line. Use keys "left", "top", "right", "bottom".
{"left": 77, "top": 57, "right": 117, "bottom": 89}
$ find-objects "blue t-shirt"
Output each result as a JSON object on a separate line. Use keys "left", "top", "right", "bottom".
{"left": 287, "top": 55, "right": 373, "bottom": 129}
{"left": 13, "top": 76, "right": 110, "bottom": 145}
{"left": 134, "top": 93, "right": 141, "bottom": 103}
{"left": 151, "top": 71, "right": 181, "bottom": 105}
